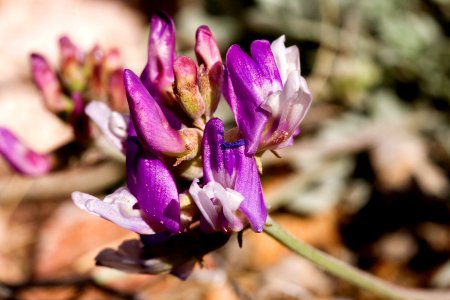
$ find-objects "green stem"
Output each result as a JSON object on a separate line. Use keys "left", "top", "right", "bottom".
{"left": 264, "top": 216, "right": 450, "bottom": 300}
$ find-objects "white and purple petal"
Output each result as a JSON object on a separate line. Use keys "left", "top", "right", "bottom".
{"left": 85, "top": 101, "right": 127, "bottom": 152}
{"left": 199, "top": 118, "right": 267, "bottom": 232}
{"left": 225, "top": 45, "right": 272, "bottom": 155}
{"left": 71, "top": 188, "right": 156, "bottom": 234}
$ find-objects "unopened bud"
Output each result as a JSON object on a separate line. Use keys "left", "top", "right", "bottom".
{"left": 86, "top": 45, "right": 106, "bottom": 100}
{"left": 195, "top": 26, "right": 222, "bottom": 70}
{"left": 198, "top": 63, "right": 222, "bottom": 119}
{"left": 30, "top": 53, "right": 66, "bottom": 112}
{"left": 59, "top": 36, "right": 86, "bottom": 92}
{"left": 194, "top": 26, "right": 223, "bottom": 118}
{"left": 173, "top": 56, "right": 205, "bottom": 120}
{"left": 104, "top": 48, "right": 122, "bottom": 71}
{"left": 175, "top": 128, "right": 202, "bottom": 166}
{"left": 107, "top": 68, "right": 127, "bottom": 111}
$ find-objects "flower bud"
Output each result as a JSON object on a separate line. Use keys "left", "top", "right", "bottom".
{"left": 195, "top": 26, "right": 223, "bottom": 118}
{"left": 59, "top": 36, "right": 86, "bottom": 92}
{"left": 107, "top": 68, "right": 127, "bottom": 111}
{"left": 30, "top": 54, "right": 67, "bottom": 113}
{"left": 86, "top": 45, "right": 106, "bottom": 100}
{"left": 173, "top": 56, "right": 205, "bottom": 121}
{"left": 175, "top": 128, "right": 202, "bottom": 165}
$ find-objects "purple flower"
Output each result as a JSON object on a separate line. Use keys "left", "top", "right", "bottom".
{"left": 140, "top": 12, "right": 176, "bottom": 107}
{"left": 225, "top": 35, "right": 312, "bottom": 155}
{"left": 30, "top": 54, "right": 66, "bottom": 113}
{"left": 0, "top": 127, "right": 52, "bottom": 176}
{"left": 189, "top": 118, "right": 267, "bottom": 233}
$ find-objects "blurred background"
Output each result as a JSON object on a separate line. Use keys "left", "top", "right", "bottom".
{"left": 0, "top": 0, "right": 449, "bottom": 299}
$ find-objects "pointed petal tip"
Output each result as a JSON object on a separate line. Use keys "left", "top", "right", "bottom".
{"left": 0, "top": 127, "right": 52, "bottom": 176}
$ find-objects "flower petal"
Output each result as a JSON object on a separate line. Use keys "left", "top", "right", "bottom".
{"left": 142, "top": 12, "right": 175, "bottom": 102}
{"left": 259, "top": 72, "right": 312, "bottom": 151}
{"left": 0, "top": 127, "right": 52, "bottom": 176}
{"left": 124, "top": 69, "right": 185, "bottom": 155}
{"left": 250, "top": 40, "right": 282, "bottom": 92}
{"left": 201, "top": 118, "right": 225, "bottom": 184}
{"left": 201, "top": 118, "right": 267, "bottom": 232}
{"left": 224, "top": 46, "right": 270, "bottom": 155}
{"left": 189, "top": 179, "right": 220, "bottom": 231}
{"left": 71, "top": 188, "right": 156, "bottom": 234}
{"left": 126, "top": 139, "right": 181, "bottom": 234}
{"left": 234, "top": 151, "right": 267, "bottom": 232}
{"left": 85, "top": 101, "right": 126, "bottom": 151}
{"left": 195, "top": 25, "right": 222, "bottom": 71}
{"left": 208, "top": 182, "right": 244, "bottom": 232}
{"left": 30, "top": 53, "right": 64, "bottom": 112}
{"left": 270, "top": 35, "right": 300, "bottom": 83}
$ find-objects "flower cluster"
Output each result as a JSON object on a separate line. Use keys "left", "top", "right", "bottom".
{"left": 72, "top": 12, "right": 312, "bottom": 279}
{"left": 0, "top": 36, "right": 126, "bottom": 176}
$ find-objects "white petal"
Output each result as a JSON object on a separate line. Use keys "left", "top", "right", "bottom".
{"left": 109, "top": 112, "right": 128, "bottom": 139}
{"left": 204, "top": 181, "right": 244, "bottom": 232}
{"left": 270, "top": 35, "right": 300, "bottom": 84}
{"left": 71, "top": 188, "right": 155, "bottom": 234}
{"left": 189, "top": 179, "right": 220, "bottom": 230}
{"left": 85, "top": 101, "right": 126, "bottom": 151}
{"left": 282, "top": 72, "right": 312, "bottom": 132}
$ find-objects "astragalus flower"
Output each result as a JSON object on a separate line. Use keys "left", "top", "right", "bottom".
{"left": 225, "top": 35, "right": 312, "bottom": 155}
{"left": 189, "top": 118, "right": 267, "bottom": 233}
{"left": 71, "top": 12, "right": 311, "bottom": 280}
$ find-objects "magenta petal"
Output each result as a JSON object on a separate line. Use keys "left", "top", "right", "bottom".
{"left": 144, "top": 12, "right": 175, "bottom": 99}
{"left": 30, "top": 53, "right": 63, "bottom": 112}
{"left": 126, "top": 139, "right": 181, "bottom": 234}
{"left": 201, "top": 118, "right": 267, "bottom": 232}
{"left": 224, "top": 46, "right": 270, "bottom": 155}
{"left": 0, "top": 127, "right": 52, "bottom": 176}
{"left": 250, "top": 40, "right": 282, "bottom": 92}
{"left": 124, "top": 69, "right": 185, "bottom": 155}
{"left": 202, "top": 118, "right": 225, "bottom": 184}
{"left": 234, "top": 152, "right": 267, "bottom": 232}
{"left": 195, "top": 25, "right": 222, "bottom": 70}
{"left": 59, "top": 36, "right": 83, "bottom": 63}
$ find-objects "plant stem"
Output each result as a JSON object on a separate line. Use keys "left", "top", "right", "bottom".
{"left": 264, "top": 216, "right": 450, "bottom": 300}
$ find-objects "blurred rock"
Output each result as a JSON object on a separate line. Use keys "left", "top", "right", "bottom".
{"left": 34, "top": 200, "right": 131, "bottom": 278}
